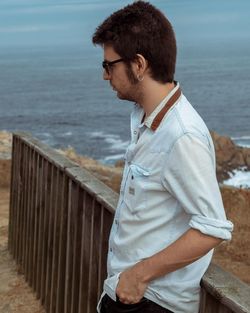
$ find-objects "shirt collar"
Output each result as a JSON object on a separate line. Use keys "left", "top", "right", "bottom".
{"left": 142, "top": 82, "right": 182, "bottom": 131}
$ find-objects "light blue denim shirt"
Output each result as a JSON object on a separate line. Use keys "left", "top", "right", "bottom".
{"left": 98, "top": 83, "right": 233, "bottom": 313}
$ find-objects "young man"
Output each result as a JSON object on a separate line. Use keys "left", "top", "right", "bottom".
{"left": 92, "top": 2, "right": 233, "bottom": 313}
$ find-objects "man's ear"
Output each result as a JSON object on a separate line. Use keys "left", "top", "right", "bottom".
{"left": 134, "top": 54, "right": 148, "bottom": 74}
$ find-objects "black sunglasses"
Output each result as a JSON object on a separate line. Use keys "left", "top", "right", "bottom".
{"left": 102, "top": 58, "right": 124, "bottom": 74}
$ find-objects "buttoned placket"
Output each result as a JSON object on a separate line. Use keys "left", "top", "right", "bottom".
{"left": 108, "top": 95, "right": 175, "bottom": 262}
{"left": 108, "top": 151, "right": 134, "bottom": 266}
{"left": 108, "top": 114, "right": 144, "bottom": 268}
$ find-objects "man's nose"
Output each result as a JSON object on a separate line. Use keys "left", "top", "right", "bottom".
{"left": 103, "top": 69, "right": 111, "bottom": 80}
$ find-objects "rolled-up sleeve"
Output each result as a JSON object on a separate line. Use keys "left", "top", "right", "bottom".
{"left": 161, "top": 132, "right": 233, "bottom": 240}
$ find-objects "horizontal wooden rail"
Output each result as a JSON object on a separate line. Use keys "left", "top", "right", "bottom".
{"left": 8, "top": 132, "right": 250, "bottom": 313}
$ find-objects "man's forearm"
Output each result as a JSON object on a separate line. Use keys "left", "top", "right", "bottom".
{"left": 135, "top": 228, "right": 222, "bottom": 283}
{"left": 116, "top": 229, "right": 223, "bottom": 303}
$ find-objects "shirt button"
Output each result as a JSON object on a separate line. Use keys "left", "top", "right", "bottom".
{"left": 115, "top": 219, "right": 118, "bottom": 225}
{"left": 110, "top": 247, "right": 113, "bottom": 252}
{"left": 133, "top": 130, "right": 137, "bottom": 135}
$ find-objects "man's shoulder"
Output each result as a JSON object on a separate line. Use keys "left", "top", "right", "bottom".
{"left": 152, "top": 95, "right": 211, "bottom": 153}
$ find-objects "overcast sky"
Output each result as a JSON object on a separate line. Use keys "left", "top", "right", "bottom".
{"left": 0, "top": 0, "right": 249, "bottom": 50}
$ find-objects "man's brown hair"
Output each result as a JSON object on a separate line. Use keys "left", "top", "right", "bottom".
{"left": 92, "top": 1, "right": 177, "bottom": 83}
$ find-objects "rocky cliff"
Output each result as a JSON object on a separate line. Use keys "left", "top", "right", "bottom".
{"left": 210, "top": 131, "right": 250, "bottom": 181}
{"left": 0, "top": 131, "right": 11, "bottom": 189}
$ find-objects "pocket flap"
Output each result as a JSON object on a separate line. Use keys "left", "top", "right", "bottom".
{"left": 130, "top": 164, "right": 150, "bottom": 177}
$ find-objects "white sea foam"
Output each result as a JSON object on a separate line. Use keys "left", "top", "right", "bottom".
{"left": 88, "top": 131, "right": 129, "bottom": 151}
{"left": 232, "top": 135, "right": 250, "bottom": 148}
{"left": 104, "top": 137, "right": 129, "bottom": 151}
{"left": 88, "top": 131, "right": 106, "bottom": 138}
{"left": 232, "top": 135, "right": 250, "bottom": 140}
{"left": 102, "top": 153, "right": 125, "bottom": 163}
{"left": 223, "top": 167, "right": 250, "bottom": 188}
{"left": 35, "top": 132, "right": 55, "bottom": 146}
{"left": 234, "top": 143, "right": 250, "bottom": 148}
{"left": 38, "top": 132, "right": 52, "bottom": 137}
{"left": 87, "top": 131, "right": 129, "bottom": 163}
{"left": 41, "top": 138, "right": 55, "bottom": 146}
{"left": 61, "top": 131, "right": 72, "bottom": 136}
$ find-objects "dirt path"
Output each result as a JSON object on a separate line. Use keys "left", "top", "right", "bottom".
{"left": 0, "top": 188, "right": 45, "bottom": 313}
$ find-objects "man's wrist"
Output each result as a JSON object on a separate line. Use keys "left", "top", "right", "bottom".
{"left": 135, "top": 258, "right": 154, "bottom": 284}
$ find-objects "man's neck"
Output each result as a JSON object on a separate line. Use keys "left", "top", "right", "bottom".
{"left": 138, "top": 80, "right": 176, "bottom": 118}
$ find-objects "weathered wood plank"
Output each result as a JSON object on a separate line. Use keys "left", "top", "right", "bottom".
{"left": 77, "top": 190, "right": 86, "bottom": 313}
{"left": 45, "top": 165, "right": 56, "bottom": 312}
{"left": 66, "top": 167, "right": 118, "bottom": 214}
{"left": 9, "top": 135, "right": 16, "bottom": 254}
{"left": 97, "top": 205, "right": 104, "bottom": 300}
{"left": 36, "top": 155, "right": 45, "bottom": 299}
{"left": 11, "top": 136, "right": 18, "bottom": 257}
{"left": 55, "top": 173, "right": 68, "bottom": 313}
{"left": 13, "top": 137, "right": 21, "bottom": 261}
{"left": 86, "top": 198, "right": 95, "bottom": 313}
{"left": 99, "top": 208, "right": 113, "bottom": 301}
{"left": 77, "top": 192, "right": 93, "bottom": 313}
{"left": 13, "top": 132, "right": 78, "bottom": 171}
{"left": 202, "top": 263, "right": 250, "bottom": 313}
{"left": 64, "top": 180, "right": 75, "bottom": 313}
{"left": 27, "top": 148, "right": 36, "bottom": 286}
{"left": 17, "top": 141, "right": 25, "bottom": 267}
{"left": 8, "top": 134, "right": 15, "bottom": 252}
{"left": 24, "top": 145, "right": 32, "bottom": 279}
{"left": 21, "top": 143, "right": 29, "bottom": 273}
{"left": 32, "top": 152, "right": 41, "bottom": 290}
{"left": 88, "top": 200, "right": 102, "bottom": 313}
{"left": 40, "top": 160, "right": 51, "bottom": 305}
{"left": 50, "top": 168, "right": 63, "bottom": 313}
{"left": 70, "top": 185, "right": 82, "bottom": 313}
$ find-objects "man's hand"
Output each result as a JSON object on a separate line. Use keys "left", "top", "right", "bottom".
{"left": 115, "top": 262, "right": 149, "bottom": 304}
{"left": 115, "top": 229, "right": 223, "bottom": 306}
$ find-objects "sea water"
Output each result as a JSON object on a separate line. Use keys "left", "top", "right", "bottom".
{"left": 0, "top": 0, "right": 250, "bottom": 186}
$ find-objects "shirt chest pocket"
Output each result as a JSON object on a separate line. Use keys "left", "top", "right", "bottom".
{"left": 123, "top": 164, "right": 150, "bottom": 214}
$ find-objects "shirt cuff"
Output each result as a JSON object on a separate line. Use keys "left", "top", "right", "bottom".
{"left": 103, "top": 272, "right": 121, "bottom": 301}
{"left": 189, "top": 215, "right": 233, "bottom": 240}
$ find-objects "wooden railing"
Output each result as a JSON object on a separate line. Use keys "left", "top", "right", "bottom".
{"left": 8, "top": 132, "right": 250, "bottom": 313}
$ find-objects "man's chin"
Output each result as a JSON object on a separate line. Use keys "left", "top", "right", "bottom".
{"left": 112, "top": 88, "right": 134, "bottom": 101}
{"left": 116, "top": 91, "right": 133, "bottom": 102}
{"left": 116, "top": 91, "right": 125, "bottom": 100}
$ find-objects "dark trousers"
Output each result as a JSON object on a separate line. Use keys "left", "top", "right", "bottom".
{"left": 100, "top": 294, "right": 174, "bottom": 313}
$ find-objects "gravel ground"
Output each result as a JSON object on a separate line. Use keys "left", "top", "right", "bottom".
{"left": 0, "top": 189, "right": 45, "bottom": 313}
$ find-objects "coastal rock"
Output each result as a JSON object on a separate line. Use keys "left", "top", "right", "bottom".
{"left": 210, "top": 131, "right": 250, "bottom": 181}
{"left": 211, "top": 131, "right": 236, "bottom": 163}
{"left": 0, "top": 132, "right": 12, "bottom": 188}
{"left": 0, "top": 131, "right": 12, "bottom": 160}
{"left": 242, "top": 148, "right": 250, "bottom": 167}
